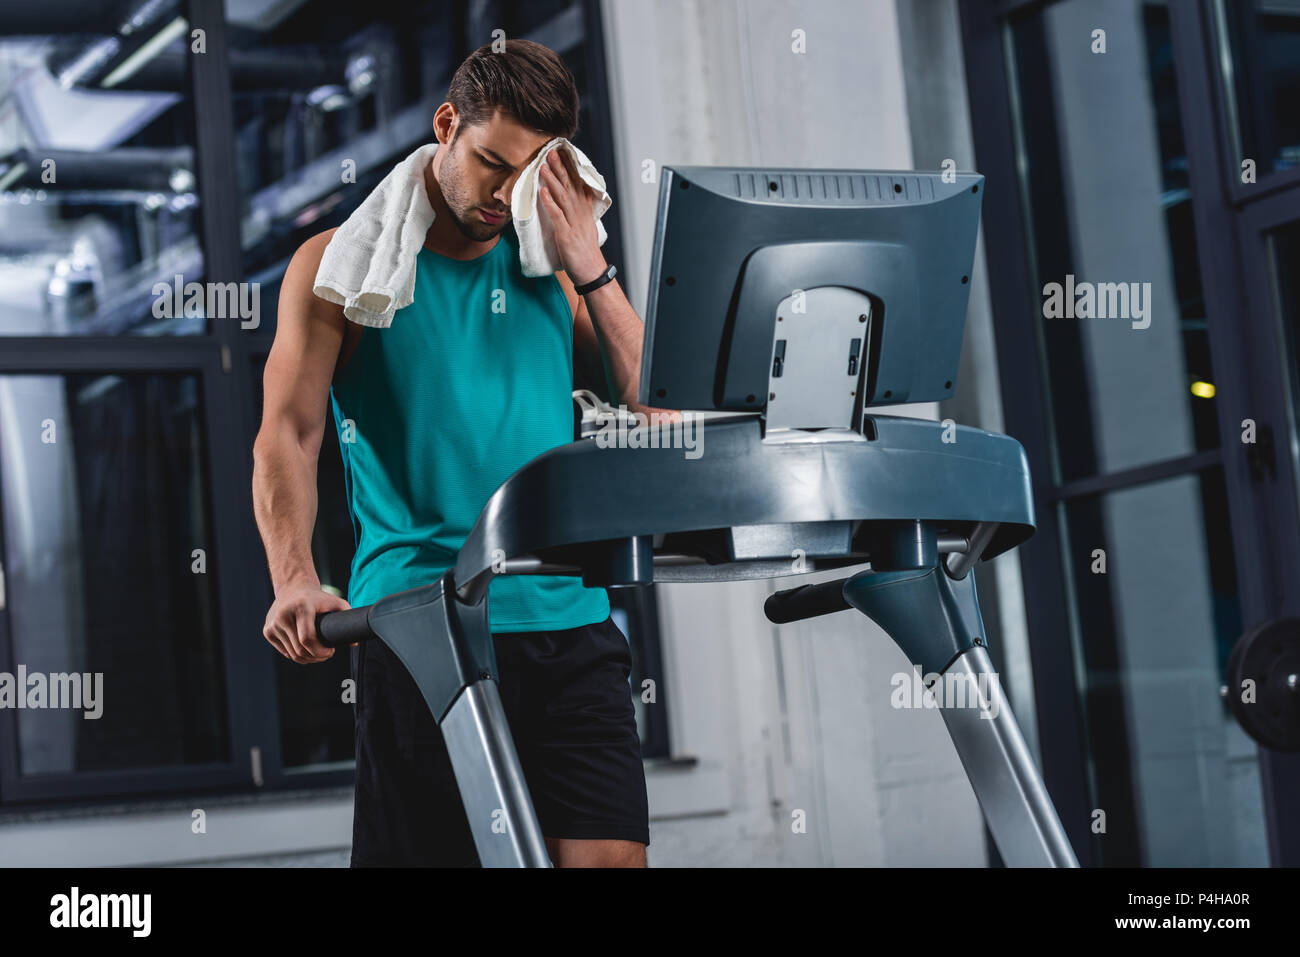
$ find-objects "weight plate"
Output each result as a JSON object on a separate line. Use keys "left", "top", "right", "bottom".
{"left": 1226, "top": 618, "right": 1300, "bottom": 752}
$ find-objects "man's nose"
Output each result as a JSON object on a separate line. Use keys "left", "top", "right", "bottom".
{"left": 495, "top": 175, "right": 517, "bottom": 208}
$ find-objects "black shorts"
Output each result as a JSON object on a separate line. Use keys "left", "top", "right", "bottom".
{"left": 350, "top": 614, "right": 650, "bottom": 866}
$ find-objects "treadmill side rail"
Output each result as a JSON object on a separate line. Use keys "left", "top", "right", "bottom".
{"left": 366, "top": 571, "right": 551, "bottom": 867}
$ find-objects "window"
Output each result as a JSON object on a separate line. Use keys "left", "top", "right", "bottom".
{"left": 0, "top": 17, "right": 205, "bottom": 337}
{"left": 1215, "top": 0, "right": 1300, "bottom": 185}
{"left": 0, "top": 372, "right": 229, "bottom": 786}
{"left": 0, "top": 0, "right": 655, "bottom": 808}
{"left": 961, "top": 0, "right": 1300, "bottom": 865}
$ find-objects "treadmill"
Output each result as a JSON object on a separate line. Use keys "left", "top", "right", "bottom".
{"left": 317, "top": 166, "right": 1080, "bottom": 868}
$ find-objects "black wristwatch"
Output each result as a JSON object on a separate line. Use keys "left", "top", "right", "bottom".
{"left": 574, "top": 263, "right": 617, "bottom": 295}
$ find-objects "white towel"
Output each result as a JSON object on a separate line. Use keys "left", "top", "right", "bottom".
{"left": 312, "top": 142, "right": 438, "bottom": 328}
{"left": 511, "top": 138, "right": 612, "bottom": 277}
{"left": 313, "top": 138, "right": 611, "bottom": 329}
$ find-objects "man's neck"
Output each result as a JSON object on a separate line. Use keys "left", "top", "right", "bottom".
{"left": 421, "top": 154, "right": 500, "bottom": 261}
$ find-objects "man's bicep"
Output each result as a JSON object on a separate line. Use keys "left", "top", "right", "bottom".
{"left": 261, "top": 234, "right": 345, "bottom": 453}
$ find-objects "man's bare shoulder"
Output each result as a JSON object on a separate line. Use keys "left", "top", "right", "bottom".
{"left": 289, "top": 226, "right": 341, "bottom": 278}
{"left": 282, "top": 228, "right": 347, "bottom": 320}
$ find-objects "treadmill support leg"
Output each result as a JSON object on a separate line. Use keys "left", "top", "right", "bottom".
{"left": 842, "top": 565, "right": 1079, "bottom": 867}
{"left": 364, "top": 573, "right": 551, "bottom": 867}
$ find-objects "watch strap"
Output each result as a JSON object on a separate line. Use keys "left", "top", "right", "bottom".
{"left": 574, "top": 263, "right": 617, "bottom": 295}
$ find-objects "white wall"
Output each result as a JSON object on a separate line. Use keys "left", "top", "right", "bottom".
{"left": 603, "top": 0, "right": 991, "bottom": 866}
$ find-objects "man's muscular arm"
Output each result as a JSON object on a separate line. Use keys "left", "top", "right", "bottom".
{"left": 540, "top": 148, "right": 679, "bottom": 419}
{"left": 252, "top": 228, "right": 350, "bottom": 663}
{"left": 556, "top": 268, "right": 679, "bottom": 420}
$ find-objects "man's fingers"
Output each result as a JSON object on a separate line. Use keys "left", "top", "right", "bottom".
{"left": 296, "top": 613, "right": 334, "bottom": 661}
{"left": 547, "top": 149, "right": 573, "bottom": 187}
{"left": 264, "top": 623, "right": 292, "bottom": 660}
{"left": 556, "top": 148, "right": 582, "bottom": 186}
{"left": 539, "top": 179, "right": 570, "bottom": 228}
{"left": 284, "top": 632, "right": 309, "bottom": 663}
{"left": 289, "top": 614, "right": 324, "bottom": 663}
{"left": 274, "top": 616, "right": 314, "bottom": 663}
{"left": 264, "top": 593, "right": 351, "bottom": 664}
{"left": 556, "top": 150, "right": 595, "bottom": 206}
{"left": 540, "top": 162, "right": 578, "bottom": 221}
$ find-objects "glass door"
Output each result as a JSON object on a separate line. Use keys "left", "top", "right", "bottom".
{"left": 961, "top": 0, "right": 1300, "bottom": 865}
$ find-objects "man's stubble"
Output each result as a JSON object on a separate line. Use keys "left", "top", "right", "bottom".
{"left": 436, "top": 138, "right": 510, "bottom": 244}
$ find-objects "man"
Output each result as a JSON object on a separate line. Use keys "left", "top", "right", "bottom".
{"left": 253, "top": 39, "right": 668, "bottom": 867}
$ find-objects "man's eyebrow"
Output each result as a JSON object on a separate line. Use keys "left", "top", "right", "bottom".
{"left": 478, "top": 148, "right": 517, "bottom": 168}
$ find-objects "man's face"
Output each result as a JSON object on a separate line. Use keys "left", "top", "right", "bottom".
{"left": 436, "top": 109, "right": 553, "bottom": 242}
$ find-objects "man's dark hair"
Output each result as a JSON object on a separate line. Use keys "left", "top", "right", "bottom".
{"left": 446, "top": 38, "right": 579, "bottom": 141}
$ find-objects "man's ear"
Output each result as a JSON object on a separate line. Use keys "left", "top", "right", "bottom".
{"left": 432, "top": 102, "right": 457, "bottom": 146}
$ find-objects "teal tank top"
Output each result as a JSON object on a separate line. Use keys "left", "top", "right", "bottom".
{"left": 328, "top": 226, "right": 611, "bottom": 632}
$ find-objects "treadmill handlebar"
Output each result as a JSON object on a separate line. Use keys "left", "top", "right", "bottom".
{"left": 764, "top": 578, "right": 852, "bottom": 624}
{"left": 316, "top": 606, "right": 375, "bottom": 648}
{"left": 317, "top": 534, "right": 978, "bottom": 638}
